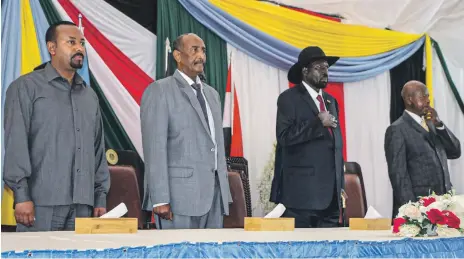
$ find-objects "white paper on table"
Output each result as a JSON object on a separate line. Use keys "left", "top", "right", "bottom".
{"left": 99, "top": 203, "right": 128, "bottom": 218}
{"left": 264, "top": 203, "right": 286, "bottom": 218}
{"left": 364, "top": 206, "right": 383, "bottom": 219}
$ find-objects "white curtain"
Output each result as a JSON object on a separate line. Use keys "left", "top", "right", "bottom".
{"left": 344, "top": 71, "right": 393, "bottom": 218}
{"left": 227, "top": 44, "right": 288, "bottom": 216}
{"left": 433, "top": 50, "right": 464, "bottom": 195}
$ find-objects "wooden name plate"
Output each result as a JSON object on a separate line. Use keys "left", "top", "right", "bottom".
{"left": 349, "top": 218, "right": 391, "bottom": 230}
{"left": 75, "top": 218, "right": 138, "bottom": 234}
{"left": 244, "top": 217, "right": 295, "bottom": 231}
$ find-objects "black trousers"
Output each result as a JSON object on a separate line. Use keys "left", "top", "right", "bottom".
{"left": 283, "top": 187, "right": 340, "bottom": 228}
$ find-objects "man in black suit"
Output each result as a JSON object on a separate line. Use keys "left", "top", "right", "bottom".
{"left": 385, "top": 80, "right": 461, "bottom": 217}
{"left": 270, "top": 46, "right": 346, "bottom": 228}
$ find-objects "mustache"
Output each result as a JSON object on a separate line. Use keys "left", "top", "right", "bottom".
{"left": 194, "top": 59, "right": 204, "bottom": 65}
{"left": 72, "top": 53, "right": 84, "bottom": 59}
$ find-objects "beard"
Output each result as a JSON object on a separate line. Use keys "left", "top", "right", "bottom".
{"left": 308, "top": 76, "right": 328, "bottom": 89}
{"left": 70, "top": 53, "right": 84, "bottom": 69}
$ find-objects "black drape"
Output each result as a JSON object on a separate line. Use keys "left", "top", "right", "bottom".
{"left": 389, "top": 45, "right": 426, "bottom": 123}
{"left": 103, "top": 0, "right": 157, "bottom": 34}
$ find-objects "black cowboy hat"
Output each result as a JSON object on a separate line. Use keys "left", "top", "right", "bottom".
{"left": 287, "top": 46, "right": 339, "bottom": 84}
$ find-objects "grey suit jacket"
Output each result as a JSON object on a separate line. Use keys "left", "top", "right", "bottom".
{"left": 384, "top": 111, "right": 461, "bottom": 216}
{"left": 140, "top": 70, "right": 231, "bottom": 216}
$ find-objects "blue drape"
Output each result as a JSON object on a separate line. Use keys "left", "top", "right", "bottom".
{"left": 177, "top": 0, "right": 425, "bottom": 83}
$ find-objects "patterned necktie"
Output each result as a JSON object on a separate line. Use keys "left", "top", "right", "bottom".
{"left": 191, "top": 83, "right": 210, "bottom": 129}
{"left": 316, "top": 95, "right": 333, "bottom": 136}
{"left": 421, "top": 118, "right": 429, "bottom": 132}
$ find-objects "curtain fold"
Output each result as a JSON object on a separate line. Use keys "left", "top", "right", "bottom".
{"left": 39, "top": 0, "right": 136, "bottom": 152}
{"left": 389, "top": 46, "right": 425, "bottom": 123}
{"left": 432, "top": 49, "right": 464, "bottom": 195}
{"left": 344, "top": 71, "right": 393, "bottom": 218}
{"left": 177, "top": 0, "right": 425, "bottom": 83}
{"left": 156, "top": 0, "right": 228, "bottom": 108}
{"left": 433, "top": 40, "right": 464, "bottom": 116}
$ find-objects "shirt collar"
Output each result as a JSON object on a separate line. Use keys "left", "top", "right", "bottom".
{"left": 45, "top": 62, "right": 85, "bottom": 86}
{"left": 302, "top": 81, "right": 321, "bottom": 100}
{"left": 405, "top": 109, "right": 424, "bottom": 125}
{"left": 177, "top": 69, "right": 201, "bottom": 87}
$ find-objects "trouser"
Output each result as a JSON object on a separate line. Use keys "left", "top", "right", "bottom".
{"left": 283, "top": 185, "right": 340, "bottom": 228}
{"left": 156, "top": 174, "right": 223, "bottom": 229}
{"left": 16, "top": 204, "right": 92, "bottom": 232}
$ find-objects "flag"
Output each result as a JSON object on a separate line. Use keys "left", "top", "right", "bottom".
{"left": 164, "top": 37, "right": 174, "bottom": 77}
{"left": 77, "top": 14, "right": 90, "bottom": 85}
{"left": 222, "top": 61, "right": 243, "bottom": 157}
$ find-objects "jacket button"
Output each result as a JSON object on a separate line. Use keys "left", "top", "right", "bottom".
{"left": 211, "top": 148, "right": 215, "bottom": 152}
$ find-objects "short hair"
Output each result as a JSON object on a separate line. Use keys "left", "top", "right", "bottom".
{"left": 172, "top": 33, "right": 199, "bottom": 52}
{"left": 45, "top": 21, "right": 77, "bottom": 43}
{"left": 173, "top": 34, "right": 187, "bottom": 52}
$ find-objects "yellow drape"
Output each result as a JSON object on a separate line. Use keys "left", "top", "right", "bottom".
{"left": 2, "top": 0, "right": 43, "bottom": 226}
{"left": 209, "top": 0, "right": 423, "bottom": 57}
{"left": 425, "top": 35, "right": 434, "bottom": 107}
{"left": 20, "top": 0, "right": 42, "bottom": 75}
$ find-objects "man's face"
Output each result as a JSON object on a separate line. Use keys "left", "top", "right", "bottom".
{"left": 302, "top": 59, "right": 329, "bottom": 89}
{"left": 408, "top": 85, "right": 431, "bottom": 115}
{"left": 174, "top": 35, "right": 206, "bottom": 78}
{"left": 48, "top": 25, "right": 86, "bottom": 71}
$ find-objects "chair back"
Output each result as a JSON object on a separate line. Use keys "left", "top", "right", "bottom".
{"left": 107, "top": 165, "right": 144, "bottom": 229}
{"left": 224, "top": 170, "right": 247, "bottom": 228}
{"left": 344, "top": 161, "right": 368, "bottom": 220}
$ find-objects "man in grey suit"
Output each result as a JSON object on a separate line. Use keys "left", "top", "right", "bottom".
{"left": 3, "top": 21, "right": 110, "bottom": 232}
{"left": 141, "top": 33, "right": 231, "bottom": 229}
{"left": 385, "top": 80, "right": 461, "bottom": 217}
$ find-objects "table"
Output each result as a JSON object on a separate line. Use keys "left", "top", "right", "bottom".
{"left": 2, "top": 228, "right": 464, "bottom": 258}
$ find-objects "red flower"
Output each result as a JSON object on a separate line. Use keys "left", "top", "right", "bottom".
{"left": 442, "top": 210, "right": 461, "bottom": 229}
{"left": 393, "top": 217, "right": 407, "bottom": 233}
{"left": 421, "top": 197, "right": 436, "bottom": 207}
{"left": 426, "top": 209, "right": 447, "bottom": 225}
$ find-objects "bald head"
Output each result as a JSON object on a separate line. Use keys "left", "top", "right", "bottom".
{"left": 401, "top": 80, "right": 426, "bottom": 100}
{"left": 401, "top": 80, "right": 430, "bottom": 116}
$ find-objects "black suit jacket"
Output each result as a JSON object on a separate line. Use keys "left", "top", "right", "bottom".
{"left": 270, "top": 84, "right": 345, "bottom": 210}
{"left": 385, "top": 111, "right": 461, "bottom": 217}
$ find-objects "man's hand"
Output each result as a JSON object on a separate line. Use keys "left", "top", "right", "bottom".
{"left": 318, "top": 111, "right": 337, "bottom": 128}
{"left": 93, "top": 207, "right": 107, "bottom": 217}
{"left": 153, "top": 204, "right": 173, "bottom": 220}
{"left": 424, "top": 107, "right": 443, "bottom": 127}
{"left": 341, "top": 189, "right": 348, "bottom": 201}
{"left": 15, "top": 201, "right": 35, "bottom": 227}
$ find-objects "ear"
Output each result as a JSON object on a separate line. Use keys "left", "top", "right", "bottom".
{"left": 302, "top": 67, "right": 308, "bottom": 76}
{"left": 173, "top": 49, "right": 181, "bottom": 64}
{"left": 47, "top": 41, "right": 56, "bottom": 56}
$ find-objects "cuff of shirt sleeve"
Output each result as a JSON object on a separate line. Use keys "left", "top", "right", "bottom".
{"left": 94, "top": 193, "right": 107, "bottom": 208}
{"left": 436, "top": 126, "right": 445, "bottom": 130}
{"left": 13, "top": 186, "right": 31, "bottom": 204}
{"left": 153, "top": 203, "right": 168, "bottom": 208}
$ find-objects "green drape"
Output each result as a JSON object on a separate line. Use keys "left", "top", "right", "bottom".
{"left": 39, "top": 0, "right": 137, "bottom": 151}
{"left": 156, "top": 0, "right": 228, "bottom": 110}
{"left": 432, "top": 40, "right": 464, "bottom": 116}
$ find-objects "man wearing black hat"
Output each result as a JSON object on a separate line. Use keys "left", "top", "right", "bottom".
{"left": 270, "top": 46, "right": 347, "bottom": 228}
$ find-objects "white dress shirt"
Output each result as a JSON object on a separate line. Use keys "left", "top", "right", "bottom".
{"left": 154, "top": 70, "right": 217, "bottom": 208}
{"left": 302, "top": 81, "right": 327, "bottom": 112}
{"left": 405, "top": 109, "right": 444, "bottom": 130}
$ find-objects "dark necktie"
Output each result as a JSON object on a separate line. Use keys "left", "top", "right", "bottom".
{"left": 191, "top": 83, "right": 210, "bottom": 128}
{"left": 316, "top": 95, "right": 333, "bottom": 137}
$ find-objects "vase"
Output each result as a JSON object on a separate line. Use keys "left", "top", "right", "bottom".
{"left": 425, "top": 225, "right": 438, "bottom": 236}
